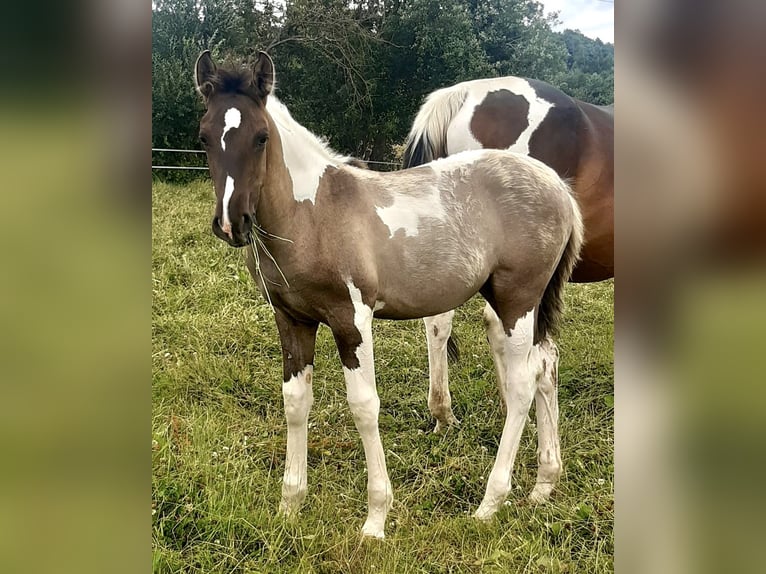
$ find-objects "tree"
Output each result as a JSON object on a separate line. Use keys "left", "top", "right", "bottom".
{"left": 151, "top": 0, "right": 614, "bottom": 175}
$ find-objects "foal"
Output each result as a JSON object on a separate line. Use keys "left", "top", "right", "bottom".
{"left": 195, "top": 51, "right": 583, "bottom": 539}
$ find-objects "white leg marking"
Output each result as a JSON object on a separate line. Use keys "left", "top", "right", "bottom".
{"left": 221, "top": 175, "right": 235, "bottom": 236}
{"left": 279, "top": 365, "right": 314, "bottom": 516}
{"left": 423, "top": 311, "right": 459, "bottom": 432}
{"left": 483, "top": 303, "right": 509, "bottom": 411}
{"left": 529, "top": 337, "right": 562, "bottom": 503}
{"left": 474, "top": 309, "right": 541, "bottom": 520}
{"left": 345, "top": 281, "right": 393, "bottom": 539}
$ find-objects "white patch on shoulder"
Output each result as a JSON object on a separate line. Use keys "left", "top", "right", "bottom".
{"left": 221, "top": 107, "right": 241, "bottom": 151}
{"left": 373, "top": 301, "right": 386, "bottom": 312}
{"left": 221, "top": 175, "right": 235, "bottom": 234}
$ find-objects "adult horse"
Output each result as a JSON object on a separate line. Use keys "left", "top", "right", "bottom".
{"left": 194, "top": 51, "right": 583, "bottom": 539}
{"left": 402, "top": 77, "right": 613, "bottom": 438}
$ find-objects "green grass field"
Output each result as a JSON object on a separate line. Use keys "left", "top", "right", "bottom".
{"left": 152, "top": 180, "right": 614, "bottom": 573}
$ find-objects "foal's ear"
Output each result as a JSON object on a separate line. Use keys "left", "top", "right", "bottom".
{"left": 195, "top": 50, "right": 217, "bottom": 100}
{"left": 252, "top": 51, "right": 275, "bottom": 99}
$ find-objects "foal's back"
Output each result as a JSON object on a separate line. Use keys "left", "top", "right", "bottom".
{"left": 306, "top": 150, "right": 576, "bottom": 319}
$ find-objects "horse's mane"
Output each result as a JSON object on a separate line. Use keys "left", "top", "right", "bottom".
{"left": 206, "top": 65, "right": 261, "bottom": 100}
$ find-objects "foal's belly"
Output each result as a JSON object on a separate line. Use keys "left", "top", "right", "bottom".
{"left": 372, "top": 252, "right": 491, "bottom": 320}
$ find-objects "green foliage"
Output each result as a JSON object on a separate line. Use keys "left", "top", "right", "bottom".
{"left": 553, "top": 29, "right": 614, "bottom": 104}
{"left": 152, "top": 0, "right": 614, "bottom": 174}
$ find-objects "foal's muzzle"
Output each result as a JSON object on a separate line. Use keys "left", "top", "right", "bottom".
{"left": 212, "top": 213, "right": 253, "bottom": 248}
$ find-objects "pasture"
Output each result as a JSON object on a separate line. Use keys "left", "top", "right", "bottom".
{"left": 152, "top": 179, "right": 614, "bottom": 573}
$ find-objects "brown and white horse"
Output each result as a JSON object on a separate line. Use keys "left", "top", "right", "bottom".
{"left": 195, "top": 51, "right": 583, "bottom": 538}
{"left": 402, "top": 77, "right": 613, "bottom": 440}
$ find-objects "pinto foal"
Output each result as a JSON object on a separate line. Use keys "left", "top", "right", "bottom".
{"left": 195, "top": 51, "right": 583, "bottom": 538}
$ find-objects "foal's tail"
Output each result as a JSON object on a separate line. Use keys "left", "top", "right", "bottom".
{"left": 535, "top": 191, "right": 585, "bottom": 342}
{"left": 402, "top": 84, "right": 469, "bottom": 168}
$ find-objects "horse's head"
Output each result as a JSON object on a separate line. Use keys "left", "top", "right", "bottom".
{"left": 195, "top": 51, "right": 275, "bottom": 247}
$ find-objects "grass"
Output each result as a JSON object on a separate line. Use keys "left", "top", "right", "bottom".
{"left": 152, "top": 179, "right": 614, "bottom": 573}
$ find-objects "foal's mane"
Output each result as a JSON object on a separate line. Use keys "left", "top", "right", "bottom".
{"left": 208, "top": 61, "right": 349, "bottom": 165}
{"left": 204, "top": 64, "right": 262, "bottom": 101}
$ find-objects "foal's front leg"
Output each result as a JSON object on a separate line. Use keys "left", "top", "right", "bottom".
{"left": 274, "top": 310, "right": 319, "bottom": 516}
{"left": 332, "top": 285, "right": 393, "bottom": 539}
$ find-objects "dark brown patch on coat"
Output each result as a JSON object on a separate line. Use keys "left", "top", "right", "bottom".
{"left": 470, "top": 89, "right": 529, "bottom": 148}
{"left": 526, "top": 80, "right": 582, "bottom": 178}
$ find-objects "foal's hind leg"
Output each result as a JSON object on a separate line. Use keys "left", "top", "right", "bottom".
{"left": 485, "top": 304, "right": 563, "bottom": 503}
{"left": 424, "top": 311, "right": 459, "bottom": 432}
{"left": 474, "top": 308, "right": 544, "bottom": 520}
{"left": 483, "top": 303, "right": 509, "bottom": 410}
{"left": 529, "top": 337, "right": 563, "bottom": 503}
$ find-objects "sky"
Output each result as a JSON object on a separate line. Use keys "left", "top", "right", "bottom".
{"left": 538, "top": 0, "right": 614, "bottom": 44}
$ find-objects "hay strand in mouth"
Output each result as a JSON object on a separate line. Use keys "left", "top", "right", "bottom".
{"left": 249, "top": 234, "right": 274, "bottom": 311}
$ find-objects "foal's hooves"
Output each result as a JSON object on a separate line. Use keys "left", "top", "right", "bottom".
{"left": 361, "top": 523, "right": 385, "bottom": 539}
{"left": 278, "top": 500, "right": 301, "bottom": 518}
{"left": 433, "top": 415, "right": 460, "bottom": 434}
{"left": 472, "top": 505, "right": 496, "bottom": 522}
{"left": 528, "top": 483, "right": 555, "bottom": 504}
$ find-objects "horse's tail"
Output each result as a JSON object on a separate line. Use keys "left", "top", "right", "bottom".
{"left": 402, "top": 84, "right": 469, "bottom": 168}
{"left": 536, "top": 188, "right": 585, "bottom": 342}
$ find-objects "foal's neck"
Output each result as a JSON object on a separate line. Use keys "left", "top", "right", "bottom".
{"left": 265, "top": 97, "right": 347, "bottom": 204}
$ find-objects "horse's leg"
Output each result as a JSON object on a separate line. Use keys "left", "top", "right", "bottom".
{"left": 274, "top": 310, "right": 319, "bottom": 517}
{"left": 331, "top": 295, "right": 393, "bottom": 539}
{"left": 482, "top": 303, "right": 509, "bottom": 412}
{"left": 529, "top": 336, "right": 563, "bottom": 503}
{"left": 474, "top": 306, "right": 544, "bottom": 520}
{"left": 423, "top": 311, "right": 459, "bottom": 432}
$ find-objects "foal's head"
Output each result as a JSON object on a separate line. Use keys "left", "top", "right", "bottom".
{"left": 195, "top": 51, "right": 275, "bottom": 247}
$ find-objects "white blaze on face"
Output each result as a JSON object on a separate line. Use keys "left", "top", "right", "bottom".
{"left": 220, "top": 107, "right": 241, "bottom": 151}
{"left": 219, "top": 107, "right": 241, "bottom": 237}
{"left": 221, "top": 176, "right": 235, "bottom": 235}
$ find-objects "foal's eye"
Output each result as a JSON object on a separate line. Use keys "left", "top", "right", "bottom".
{"left": 255, "top": 133, "right": 269, "bottom": 149}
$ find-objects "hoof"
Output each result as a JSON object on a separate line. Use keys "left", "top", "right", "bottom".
{"left": 433, "top": 414, "right": 460, "bottom": 434}
{"left": 528, "top": 483, "right": 554, "bottom": 504}
{"left": 278, "top": 499, "right": 301, "bottom": 518}
{"left": 472, "top": 504, "right": 497, "bottom": 522}
{"left": 361, "top": 522, "right": 385, "bottom": 539}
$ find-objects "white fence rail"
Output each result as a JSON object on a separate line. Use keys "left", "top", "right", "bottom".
{"left": 152, "top": 148, "right": 207, "bottom": 170}
{"left": 152, "top": 148, "right": 401, "bottom": 170}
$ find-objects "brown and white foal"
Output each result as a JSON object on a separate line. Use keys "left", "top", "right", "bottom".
{"left": 195, "top": 51, "right": 583, "bottom": 539}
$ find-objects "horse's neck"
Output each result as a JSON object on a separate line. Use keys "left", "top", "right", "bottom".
{"left": 266, "top": 97, "right": 346, "bottom": 204}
